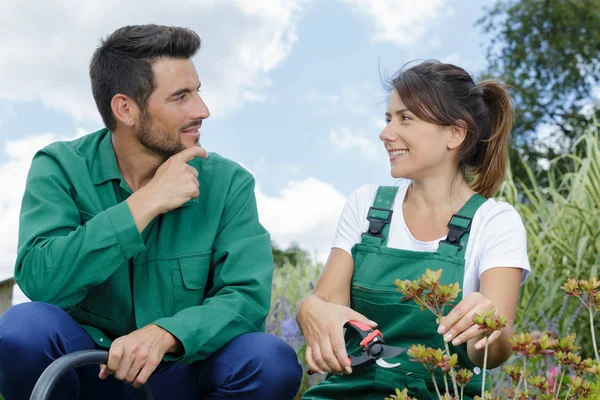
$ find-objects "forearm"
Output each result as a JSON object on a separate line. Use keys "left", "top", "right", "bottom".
{"left": 312, "top": 248, "right": 353, "bottom": 306}
{"left": 126, "top": 189, "right": 161, "bottom": 233}
{"left": 16, "top": 201, "right": 145, "bottom": 307}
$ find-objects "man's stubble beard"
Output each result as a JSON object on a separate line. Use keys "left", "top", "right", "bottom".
{"left": 137, "top": 109, "right": 185, "bottom": 159}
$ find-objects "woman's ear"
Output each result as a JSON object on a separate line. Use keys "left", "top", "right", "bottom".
{"left": 111, "top": 94, "right": 140, "bottom": 128}
{"left": 447, "top": 120, "right": 468, "bottom": 150}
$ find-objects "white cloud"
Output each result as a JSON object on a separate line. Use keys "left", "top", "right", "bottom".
{"left": 0, "top": 0, "right": 303, "bottom": 122}
{"left": 0, "top": 103, "right": 16, "bottom": 130}
{"left": 441, "top": 53, "right": 463, "bottom": 66}
{"left": 0, "top": 130, "right": 85, "bottom": 304}
{"left": 343, "top": 0, "right": 453, "bottom": 47}
{"left": 329, "top": 127, "right": 383, "bottom": 161}
{"left": 255, "top": 178, "right": 346, "bottom": 263}
{"left": 303, "top": 81, "right": 378, "bottom": 116}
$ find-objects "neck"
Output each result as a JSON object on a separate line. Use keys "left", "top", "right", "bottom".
{"left": 111, "top": 127, "right": 166, "bottom": 191}
{"left": 405, "top": 173, "right": 474, "bottom": 214}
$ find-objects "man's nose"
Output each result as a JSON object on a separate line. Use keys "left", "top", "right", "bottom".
{"left": 191, "top": 93, "right": 210, "bottom": 120}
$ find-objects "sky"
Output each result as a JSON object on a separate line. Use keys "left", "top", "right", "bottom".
{"left": 0, "top": 0, "right": 497, "bottom": 304}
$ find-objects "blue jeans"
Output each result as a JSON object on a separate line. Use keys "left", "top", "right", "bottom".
{"left": 0, "top": 302, "right": 302, "bottom": 400}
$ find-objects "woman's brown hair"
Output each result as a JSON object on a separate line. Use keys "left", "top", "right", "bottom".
{"left": 388, "top": 60, "right": 513, "bottom": 198}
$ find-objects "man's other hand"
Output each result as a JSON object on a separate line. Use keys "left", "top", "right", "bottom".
{"left": 98, "top": 324, "right": 183, "bottom": 388}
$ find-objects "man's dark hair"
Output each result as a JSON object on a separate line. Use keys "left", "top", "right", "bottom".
{"left": 90, "top": 24, "right": 201, "bottom": 130}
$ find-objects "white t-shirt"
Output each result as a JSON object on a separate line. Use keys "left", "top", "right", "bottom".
{"left": 332, "top": 181, "right": 531, "bottom": 296}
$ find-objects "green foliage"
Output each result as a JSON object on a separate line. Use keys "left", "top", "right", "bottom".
{"left": 272, "top": 241, "right": 312, "bottom": 269}
{"left": 478, "top": 0, "right": 600, "bottom": 181}
{"left": 267, "top": 245, "right": 324, "bottom": 399}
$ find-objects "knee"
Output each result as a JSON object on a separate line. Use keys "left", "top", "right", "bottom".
{"left": 240, "top": 333, "right": 302, "bottom": 390}
{"left": 0, "top": 302, "right": 69, "bottom": 359}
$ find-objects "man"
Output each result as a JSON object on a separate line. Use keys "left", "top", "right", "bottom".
{"left": 0, "top": 24, "right": 302, "bottom": 400}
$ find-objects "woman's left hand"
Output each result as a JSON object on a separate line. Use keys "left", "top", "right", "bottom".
{"left": 437, "top": 292, "right": 502, "bottom": 350}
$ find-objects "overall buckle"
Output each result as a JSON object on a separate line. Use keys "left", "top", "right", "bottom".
{"left": 439, "top": 214, "right": 472, "bottom": 251}
{"left": 364, "top": 208, "right": 393, "bottom": 239}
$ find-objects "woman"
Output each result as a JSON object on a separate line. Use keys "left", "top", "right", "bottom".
{"left": 297, "top": 61, "right": 530, "bottom": 400}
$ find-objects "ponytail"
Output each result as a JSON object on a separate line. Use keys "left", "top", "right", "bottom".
{"left": 469, "top": 80, "right": 513, "bottom": 198}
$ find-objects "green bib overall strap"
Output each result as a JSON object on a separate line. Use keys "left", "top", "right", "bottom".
{"left": 437, "top": 193, "right": 487, "bottom": 257}
{"left": 360, "top": 186, "right": 399, "bottom": 247}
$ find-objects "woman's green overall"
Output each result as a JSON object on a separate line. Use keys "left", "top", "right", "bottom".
{"left": 303, "top": 186, "right": 486, "bottom": 400}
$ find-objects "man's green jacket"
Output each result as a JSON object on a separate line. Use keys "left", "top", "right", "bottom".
{"left": 14, "top": 128, "right": 274, "bottom": 364}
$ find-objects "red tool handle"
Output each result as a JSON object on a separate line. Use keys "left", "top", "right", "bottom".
{"left": 347, "top": 320, "right": 371, "bottom": 331}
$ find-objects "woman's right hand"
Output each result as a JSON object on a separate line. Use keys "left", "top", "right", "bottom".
{"left": 297, "top": 294, "right": 378, "bottom": 375}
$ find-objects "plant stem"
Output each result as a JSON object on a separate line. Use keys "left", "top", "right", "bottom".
{"left": 481, "top": 336, "right": 489, "bottom": 400}
{"left": 512, "top": 357, "right": 528, "bottom": 400}
{"left": 589, "top": 307, "right": 600, "bottom": 362}
{"left": 563, "top": 385, "right": 571, "bottom": 400}
{"left": 460, "top": 385, "right": 464, "bottom": 400}
{"left": 555, "top": 368, "right": 567, "bottom": 400}
{"left": 443, "top": 372, "right": 450, "bottom": 397}
{"left": 443, "top": 341, "right": 460, "bottom": 398}
{"left": 552, "top": 366, "right": 560, "bottom": 397}
{"left": 431, "top": 371, "right": 443, "bottom": 400}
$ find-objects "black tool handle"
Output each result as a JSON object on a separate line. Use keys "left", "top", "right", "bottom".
{"left": 30, "top": 350, "right": 154, "bottom": 400}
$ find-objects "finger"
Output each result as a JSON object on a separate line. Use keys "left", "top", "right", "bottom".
{"left": 444, "top": 304, "right": 495, "bottom": 344}
{"left": 438, "top": 298, "right": 478, "bottom": 335}
{"left": 474, "top": 329, "right": 503, "bottom": 350}
{"left": 186, "top": 165, "right": 199, "bottom": 178}
{"left": 106, "top": 345, "right": 124, "bottom": 375}
{"left": 346, "top": 309, "right": 378, "bottom": 329}
{"left": 439, "top": 294, "right": 490, "bottom": 335}
{"left": 449, "top": 324, "right": 482, "bottom": 347}
{"left": 132, "top": 357, "right": 160, "bottom": 389}
{"left": 98, "top": 364, "right": 108, "bottom": 380}
{"left": 305, "top": 346, "right": 322, "bottom": 375}
{"left": 320, "top": 334, "right": 344, "bottom": 374}
{"left": 311, "top": 342, "right": 331, "bottom": 374}
{"left": 175, "top": 146, "right": 207, "bottom": 162}
{"left": 330, "top": 330, "right": 352, "bottom": 374}
{"left": 124, "top": 353, "right": 148, "bottom": 384}
{"left": 114, "top": 350, "right": 135, "bottom": 381}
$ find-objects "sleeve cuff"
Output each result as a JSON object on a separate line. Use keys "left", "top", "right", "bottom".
{"left": 152, "top": 317, "right": 187, "bottom": 363}
{"left": 105, "top": 201, "right": 146, "bottom": 259}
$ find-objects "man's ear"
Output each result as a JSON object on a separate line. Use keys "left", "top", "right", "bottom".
{"left": 111, "top": 94, "right": 140, "bottom": 127}
{"left": 447, "top": 120, "right": 468, "bottom": 150}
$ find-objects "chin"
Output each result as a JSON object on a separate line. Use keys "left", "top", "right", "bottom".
{"left": 390, "top": 167, "right": 407, "bottom": 179}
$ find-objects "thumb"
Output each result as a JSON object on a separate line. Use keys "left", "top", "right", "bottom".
{"left": 346, "top": 309, "right": 378, "bottom": 328}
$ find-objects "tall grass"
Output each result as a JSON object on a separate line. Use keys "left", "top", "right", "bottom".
{"left": 500, "top": 124, "right": 600, "bottom": 357}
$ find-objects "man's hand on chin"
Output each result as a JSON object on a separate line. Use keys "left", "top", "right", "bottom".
{"left": 98, "top": 324, "right": 183, "bottom": 388}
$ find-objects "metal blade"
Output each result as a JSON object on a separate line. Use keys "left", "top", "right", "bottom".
{"left": 380, "top": 345, "right": 406, "bottom": 359}
{"left": 375, "top": 358, "right": 401, "bottom": 368}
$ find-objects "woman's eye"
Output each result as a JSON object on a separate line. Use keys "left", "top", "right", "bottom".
{"left": 402, "top": 114, "right": 412, "bottom": 121}
{"left": 384, "top": 118, "right": 391, "bottom": 124}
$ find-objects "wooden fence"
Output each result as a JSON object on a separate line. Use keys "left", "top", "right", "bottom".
{"left": 0, "top": 277, "right": 14, "bottom": 315}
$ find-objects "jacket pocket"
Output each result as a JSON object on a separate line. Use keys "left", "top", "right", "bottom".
{"left": 171, "top": 252, "right": 211, "bottom": 313}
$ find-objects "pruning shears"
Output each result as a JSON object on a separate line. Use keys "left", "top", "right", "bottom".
{"left": 308, "top": 320, "right": 405, "bottom": 374}
{"left": 345, "top": 320, "right": 405, "bottom": 369}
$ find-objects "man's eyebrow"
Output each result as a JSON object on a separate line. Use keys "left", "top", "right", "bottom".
{"left": 168, "top": 83, "right": 202, "bottom": 99}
